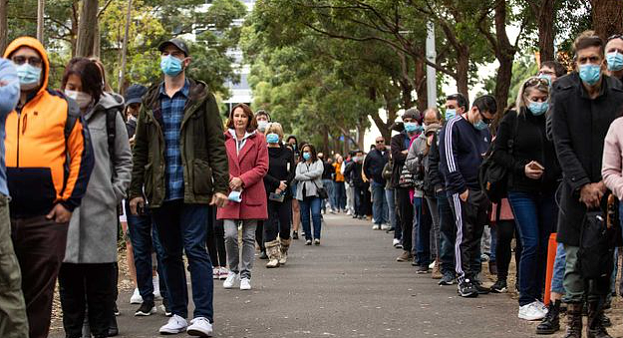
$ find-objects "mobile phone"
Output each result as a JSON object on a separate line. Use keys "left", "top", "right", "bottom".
{"left": 137, "top": 204, "right": 145, "bottom": 216}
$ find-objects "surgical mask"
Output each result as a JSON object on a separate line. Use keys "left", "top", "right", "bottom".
{"left": 64, "top": 90, "right": 92, "bottom": 110}
{"left": 579, "top": 64, "right": 602, "bottom": 86}
{"left": 538, "top": 74, "right": 552, "bottom": 86}
{"left": 160, "top": 55, "right": 183, "bottom": 77}
{"left": 473, "top": 119, "right": 488, "bottom": 131}
{"left": 404, "top": 122, "right": 419, "bottom": 133}
{"left": 445, "top": 109, "right": 457, "bottom": 121}
{"left": 607, "top": 51, "right": 623, "bottom": 71}
{"left": 258, "top": 120, "right": 268, "bottom": 132}
{"left": 303, "top": 152, "right": 311, "bottom": 161}
{"left": 528, "top": 101, "right": 549, "bottom": 116}
{"left": 16, "top": 64, "right": 41, "bottom": 90}
{"left": 266, "top": 133, "right": 279, "bottom": 144}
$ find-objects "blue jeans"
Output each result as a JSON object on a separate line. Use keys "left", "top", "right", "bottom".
{"left": 386, "top": 188, "right": 397, "bottom": 231}
{"left": 371, "top": 183, "right": 388, "bottom": 225}
{"left": 322, "top": 179, "right": 334, "bottom": 212}
{"left": 414, "top": 197, "right": 432, "bottom": 265}
{"left": 438, "top": 194, "right": 455, "bottom": 274}
{"left": 551, "top": 243, "right": 566, "bottom": 294}
{"left": 151, "top": 201, "right": 213, "bottom": 321}
{"left": 508, "top": 191, "right": 557, "bottom": 306}
{"left": 300, "top": 197, "right": 322, "bottom": 240}
{"left": 333, "top": 182, "right": 346, "bottom": 210}
{"left": 126, "top": 202, "right": 168, "bottom": 304}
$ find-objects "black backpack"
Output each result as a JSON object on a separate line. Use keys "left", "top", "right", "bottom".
{"left": 478, "top": 114, "right": 518, "bottom": 204}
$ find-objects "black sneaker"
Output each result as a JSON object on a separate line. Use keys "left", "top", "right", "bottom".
{"left": 161, "top": 298, "right": 172, "bottom": 317}
{"left": 458, "top": 280, "right": 478, "bottom": 298}
{"left": 490, "top": 279, "right": 508, "bottom": 293}
{"left": 416, "top": 265, "right": 430, "bottom": 274}
{"left": 135, "top": 301, "right": 156, "bottom": 316}
{"left": 292, "top": 231, "right": 299, "bottom": 240}
{"left": 305, "top": 239, "right": 312, "bottom": 246}
{"left": 473, "top": 280, "right": 490, "bottom": 294}
{"left": 438, "top": 272, "right": 456, "bottom": 285}
{"left": 601, "top": 312, "right": 612, "bottom": 328}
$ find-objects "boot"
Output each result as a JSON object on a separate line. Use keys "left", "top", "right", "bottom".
{"left": 587, "top": 301, "right": 612, "bottom": 338}
{"left": 563, "top": 303, "right": 582, "bottom": 338}
{"left": 265, "top": 240, "right": 281, "bottom": 268}
{"left": 107, "top": 315, "right": 118, "bottom": 337}
{"left": 536, "top": 300, "right": 561, "bottom": 335}
{"left": 279, "top": 238, "right": 291, "bottom": 265}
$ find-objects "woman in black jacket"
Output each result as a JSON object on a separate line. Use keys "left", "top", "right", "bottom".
{"left": 263, "top": 123, "right": 296, "bottom": 268}
{"left": 492, "top": 76, "right": 561, "bottom": 321}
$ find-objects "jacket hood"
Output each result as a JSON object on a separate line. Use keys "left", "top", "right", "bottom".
{"left": 4, "top": 37, "right": 50, "bottom": 95}
{"left": 226, "top": 129, "right": 256, "bottom": 141}
{"left": 96, "top": 92, "right": 125, "bottom": 111}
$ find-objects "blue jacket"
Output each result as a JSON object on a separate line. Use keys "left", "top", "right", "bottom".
{"left": 0, "top": 59, "right": 20, "bottom": 196}
{"left": 439, "top": 116, "right": 491, "bottom": 196}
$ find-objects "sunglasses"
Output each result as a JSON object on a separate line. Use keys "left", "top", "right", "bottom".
{"left": 376, "top": 140, "right": 385, "bottom": 144}
{"left": 524, "top": 77, "right": 550, "bottom": 89}
{"left": 478, "top": 110, "right": 492, "bottom": 125}
{"left": 12, "top": 56, "right": 43, "bottom": 67}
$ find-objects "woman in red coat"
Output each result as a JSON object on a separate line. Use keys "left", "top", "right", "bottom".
{"left": 217, "top": 104, "right": 269, "bottom": 291}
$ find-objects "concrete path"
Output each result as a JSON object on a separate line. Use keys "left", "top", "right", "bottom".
{"left": 51, "top": 213, "right": 538, "bottom": 338}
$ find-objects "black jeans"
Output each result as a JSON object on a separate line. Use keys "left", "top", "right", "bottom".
{"left": 58, "top": 263, "right": 116, "bottom": 338}
{"left": 494, "top": 220, "right": 522, "bottom": 281}
{"left": 206, "top": 207, "right": 227, "bottom": 267}
{"left": 264, "top": 199, "right": 293, "bottom": 242}
{"left": 354, "top": 186, "right": 366, "bottom": 217}
{"left": 397, "top": 188, "right": 413, "bottom": 252}
{"left": 450, "top": 190, "right": 490, "bottom": 282}
{"left": 256, "top": 221, "right": 265, "bottom": 252}
{"left": 438, "top": 194, "right": 456, "bottom": 275}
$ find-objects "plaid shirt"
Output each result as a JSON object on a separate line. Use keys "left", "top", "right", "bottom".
{"left": 159, "top": 80, "right": 189, "bottom": 201}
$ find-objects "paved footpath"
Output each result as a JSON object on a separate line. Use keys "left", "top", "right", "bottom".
{"left": 51, "top": 214, "right": 538, "bottom": 338}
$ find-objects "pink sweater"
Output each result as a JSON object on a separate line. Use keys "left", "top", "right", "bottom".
{"left": 602, "top": 117, "right": 623, "bottom": 199}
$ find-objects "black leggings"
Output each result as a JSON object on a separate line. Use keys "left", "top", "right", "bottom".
{"left": 264, "top": 199, "right": 293, "bottom": 242}
{"left": 397, "top": 188, "right": 413, "bottom": 252}
{"left": 495, "top": 220, "right": 522, "bottom": 281}
{"left": 206, "top": 207, "right": 227, "bottom": 267}
{"left": 256, "top": 221, "right": 265, "bottom": 252}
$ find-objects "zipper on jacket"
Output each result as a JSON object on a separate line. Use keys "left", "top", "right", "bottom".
{"left": 16, "top": 111, "right": 22, "bottom": 168}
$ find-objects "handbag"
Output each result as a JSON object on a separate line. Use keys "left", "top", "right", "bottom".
{"left": 313, "top": 181, "right": 329, "bottom": 199}
{"left": 479, "top": 112, "right": 518, "bottom": 203}
{"left": 578, "top": 208, "right": 616, "bottom": 279}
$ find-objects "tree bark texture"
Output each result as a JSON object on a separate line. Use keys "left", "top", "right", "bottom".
{"left": 529, "top": 0, "right": 555, "bottom": 63}
{"left": 591, "top": 0, "right": 623, "bottom": 42}
{"left": 75, "top": 0, "right": 98, "bottom": 57}
{"left": 0, "top": 0, "right": 7, "bottom": 54}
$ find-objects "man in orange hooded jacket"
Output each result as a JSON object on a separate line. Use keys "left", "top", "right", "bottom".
{"left": 4, "top": 37, "right": 93, "bottom": 338}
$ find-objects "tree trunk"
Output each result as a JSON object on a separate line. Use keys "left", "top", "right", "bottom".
{"left": 537, "top": 0, "right": 555, "bottom": 63}
{"left": 591, "top": 0, "right": 623, "bottom": 41}
{"left": 414, "top": 58, "right": 427, "bottom": 113}
{"left": 37, "top": 0, "right": 45, "bottom": 42}
{"left": 322, "top": 126, "right": 330, "bottom": 157}
{"left": 75, "top": 0, "right": 99, "bottom": 57}
{"left": 456, "top": 45, "right": 470, "bottom": 97}
{"left": 0, "top": 0, "right": 7, "bottom": 54}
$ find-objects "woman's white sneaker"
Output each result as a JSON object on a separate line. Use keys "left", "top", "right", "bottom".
{"left": 130, "top": 288, "right": 142, "bottom": 304}
{"left": 187, "top": 317, "right": 213, "bottom": 337}
{"left": 223, "top": 272, "right": 240, "bottom": 289}
{"left": 159, "top": 314, "right": 188, "bottom": 334}
{"left": 518, "top": 301, "right": 547, "bottom": 321}
{"left": 240, "top": 277, "right": 252, "bottom": 290}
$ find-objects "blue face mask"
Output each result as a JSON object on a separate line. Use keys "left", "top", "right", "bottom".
{"left": 607, "top": 51, "right": 623, "bottom": 71}
{"left": 473, "top": 119, "right": 489, "bottom": 131}
{"left": 528, "top": 101, "right": 549, "bottom": 116}
{"left": 16, "top": 63, "right": 41, "bottom": 87}
{"left": 302, "top": 152, "right": 311, "bottom": 161}
{"left": 266, "top": 133, "right": 279, "bottom": 144}
{"left": 538, "top": 74, "right": 552, "bottom": 86}
{"left": 404, "top": 122, "right": 419, "bottom": 133}
{"left": 445, "top": 109, "right": 457, "bottom": 121}
{"left": 160, "top": 55, "right": 183, "bottom": 77}
{"left": 579, "top": 64, "right": 602, "bottom": 86}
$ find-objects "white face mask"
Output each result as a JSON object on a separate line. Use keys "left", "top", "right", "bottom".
{"left": 258, "top": 120, "right": 268, "bottom": 132}
{"left": 65, "top": 89, "right": 93, "bottom": 110}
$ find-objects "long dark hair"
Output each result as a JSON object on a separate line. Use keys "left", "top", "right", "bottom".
{"left": 61, "top": 57, "right": 104, "bottom": 103}
{"left": 300, "top": 143, "right": 318, "bottom": 162}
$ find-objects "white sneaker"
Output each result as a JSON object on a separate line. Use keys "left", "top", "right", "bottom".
{"left": 159, "top": 314, "right": 188, "bottom": 334}
{"left": 518, "top": 302, "right": 547, "bottom": 321}
{"left": 346, "top": 210, "right": 352, "bottom": 216}
{"left": 153, "top": 276, "right": 162, "bottom": 300}
{"left": 392, "top": 239, "right": 402, "bottom": 248}
{"left": 381, "top": 224, "right": 391, "bottom": 230}
{"left": 372, "top": 224, "right": 380, "bottom": 230}
{"left": 187, "top": 316, "right": 213, "bottom": 337}
{"left": 240, "top": 277, "right": 251, "bottom": 290}
{"left": 213, "top": 267, "right": 220, "bottom": 280}
{"left": 130, "top": 288, "right": 142, "bottom": 304}
{"left": 219, "top": 267, "right": 229, "bottom": 280}
{"left": 429, "top": 261, "right": 436, "bottom": 269}
{"left": 223, "top": 272, "right": 240, "bottom": 289}
{"left": 534, "top": 300, "right": 547, "bottom": 313}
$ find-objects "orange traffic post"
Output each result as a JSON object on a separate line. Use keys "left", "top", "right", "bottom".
{"left": 543, "top": 233, "right": 558, "bottom": 306}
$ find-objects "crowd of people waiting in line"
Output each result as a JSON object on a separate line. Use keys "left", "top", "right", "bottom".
{"left": 3, "top": 29, "right": 623, "bottom": 338}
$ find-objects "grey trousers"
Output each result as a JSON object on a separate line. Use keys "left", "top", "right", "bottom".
{"left": 426, "top": 196, "right": 440, "bottom": 259}
{"left": 224, "top": 220, "right": 258, "bottom": 279}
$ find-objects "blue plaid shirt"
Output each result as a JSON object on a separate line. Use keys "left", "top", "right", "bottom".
{"left": 160, "top": 80, "right": 189, "bottom": 201}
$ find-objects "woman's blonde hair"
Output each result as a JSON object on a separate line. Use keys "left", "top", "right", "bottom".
{"left": 265, "top": 122, "right": 284, "bottom": 140}
{"left": 515, "top": 76, "right": 550, "bottom": 114}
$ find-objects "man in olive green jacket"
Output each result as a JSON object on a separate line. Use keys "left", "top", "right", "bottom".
{"left": 129, "top": 38, "right": 228, "bottom": 336}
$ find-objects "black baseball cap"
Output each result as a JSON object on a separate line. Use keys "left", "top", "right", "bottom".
{"left": 158, "top": 38, "right": 189, "bottom": 57}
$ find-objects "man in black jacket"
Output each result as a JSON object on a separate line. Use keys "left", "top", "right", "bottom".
{"left": 344, "top": 150, "right": 366, "bottom": 219}
{"left": 552, "top": 31, "right": 623, "bottom": 338}
{"left": 364, "top": 136, "right": 390, "bottom": 230}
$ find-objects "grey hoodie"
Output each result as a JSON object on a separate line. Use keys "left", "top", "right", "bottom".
{"left": 64, "top": 92, "right": 133, "bottom": 264}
